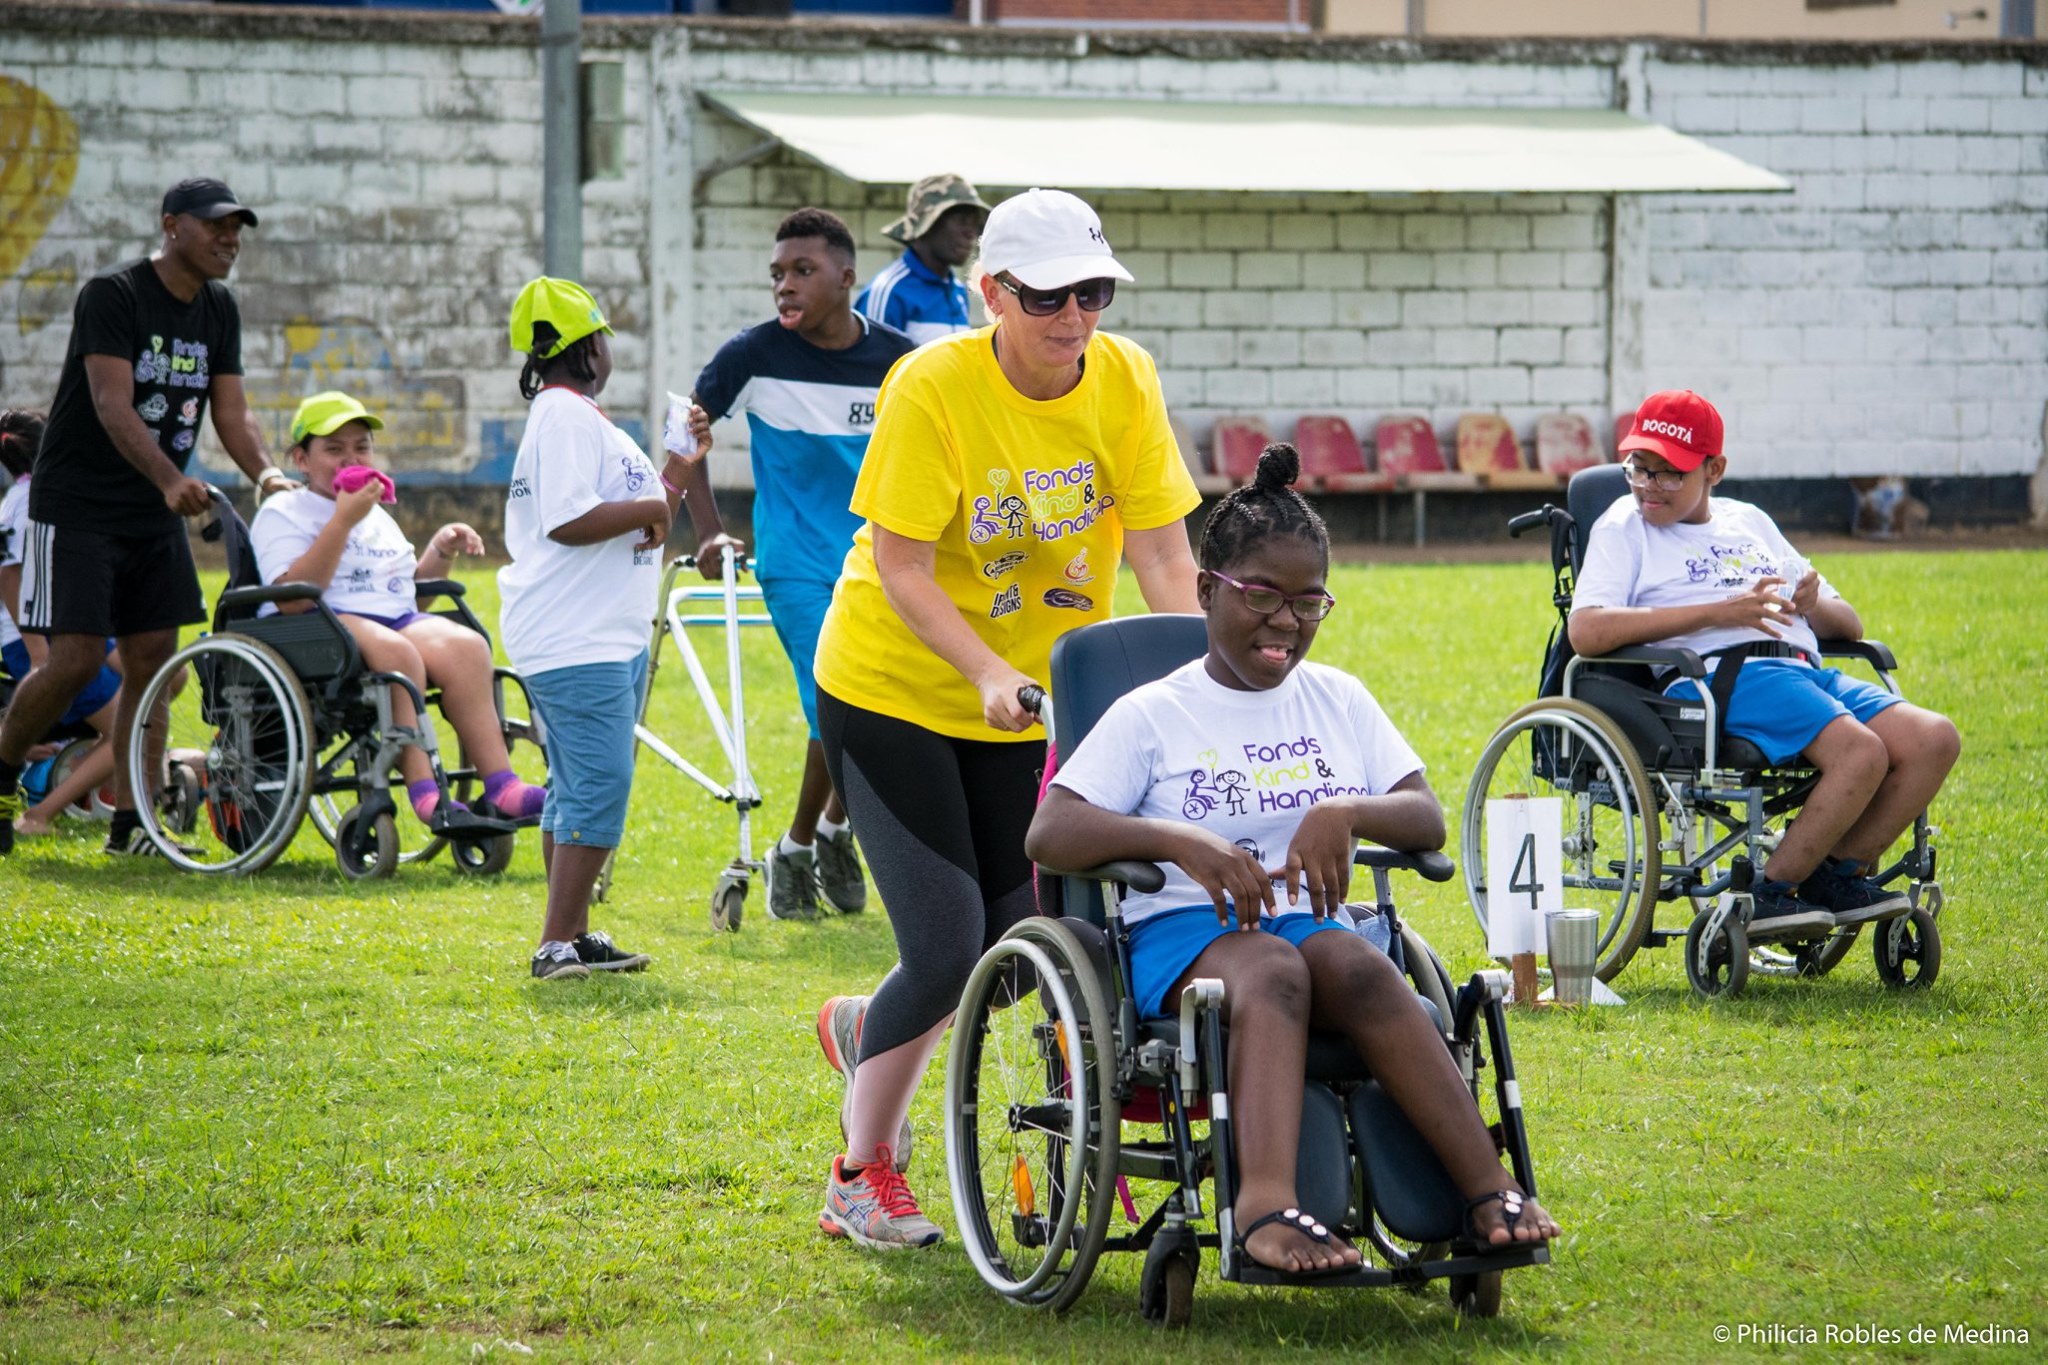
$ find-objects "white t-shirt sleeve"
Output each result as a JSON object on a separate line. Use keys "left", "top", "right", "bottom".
{"left": 0, "top": 482, "right": 28, "bottom": 569}
{"left": 1569, "top": 505, "right": 1643, "bottom": 612}
{"left": 249, "top": 497, "right": 316, "bottom": 586}
{"left": 1049, "top": 694, "right": 1161, "bottom": 817}
{"left": 1347, "top": 676, "right": 1427, "bottom": 794}
{"left": 530, "top": 401, "right": 611, "bottom": 537}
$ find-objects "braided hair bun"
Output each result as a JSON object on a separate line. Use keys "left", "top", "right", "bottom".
{"left": 1198, "top": 439, "right": 1329, "bottom": 572}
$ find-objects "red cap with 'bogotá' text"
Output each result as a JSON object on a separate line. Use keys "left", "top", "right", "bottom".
{"left": 1618, "top": 390, "right": 1724, "bottom": 471}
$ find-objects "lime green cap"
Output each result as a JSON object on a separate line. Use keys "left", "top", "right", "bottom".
{"left": 509, "top": 276, "right": 612, "bottom": 358}
{"left": 289, "top": 390, "right": 384, "bottom": 445}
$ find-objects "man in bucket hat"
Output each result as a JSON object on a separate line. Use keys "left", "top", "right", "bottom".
{"left": 855, "top": 172, "right": 990, "bottom": 347}
{"left": 0, "top": 176, "right": 292, "bottom": 858}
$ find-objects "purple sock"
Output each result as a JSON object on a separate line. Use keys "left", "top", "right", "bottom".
{"left": 408, "top": 778, "right": 441, "bottom": 822}
{"left": 484, "top": 770, "right": 547, "bottom": 818}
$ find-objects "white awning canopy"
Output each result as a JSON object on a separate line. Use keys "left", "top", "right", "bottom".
{"left": 700, "top": 92, "right": 1790, "bottom": 196}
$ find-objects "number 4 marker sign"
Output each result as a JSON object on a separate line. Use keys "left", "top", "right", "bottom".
{"left": 1486, "top": 796, "right": 1563, "bottom": 958}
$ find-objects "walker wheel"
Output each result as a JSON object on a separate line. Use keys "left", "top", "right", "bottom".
{"left": 710, "top": 881, "right": 746, "bottom": 933}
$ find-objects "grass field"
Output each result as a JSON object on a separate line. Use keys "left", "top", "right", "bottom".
{"left": 3, "top": 548, "right": 2044, "bottom": 1362}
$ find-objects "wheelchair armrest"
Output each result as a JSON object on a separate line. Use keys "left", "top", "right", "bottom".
{"left": 1584, "top": 644, "right": 1709, "bottom": 678}
{"left": 412, "top": 578, "right": 467, "bottom": 601}
{"left": 1352, "top": 846, "right": 1455, "bottom": 883}
{"left": 1818, "top": 637, "right": 1898, "bottom": 671}
{"left": 1042, "top": 860, "right": 1167, "bottom": 894}
{"left": 218, "top": 581, "right": 325, "bottom": 612}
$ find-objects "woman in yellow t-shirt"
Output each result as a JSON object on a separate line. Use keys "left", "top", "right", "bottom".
{"left": 809, "top": 190, "right": 1201, "bottom": 1249}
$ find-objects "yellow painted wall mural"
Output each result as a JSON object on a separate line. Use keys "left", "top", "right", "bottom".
{"left": 0, "top": 75, "right": 78, "bottom": 283}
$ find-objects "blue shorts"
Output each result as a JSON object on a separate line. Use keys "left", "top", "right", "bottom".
{"left": 3, "top": 638, "right": 120, "bottom": 728}
{"left": 1667, "top": 659, "right": 1900, "bottom": 767}
{"left": 1128, "top": 905, "right": 1349, "bottom": 1020}
{"left": 524, "top": 650, "right": 647, "bottom": 848}
{"left": 759, "top": 576, "right": 832, "bottom": 740}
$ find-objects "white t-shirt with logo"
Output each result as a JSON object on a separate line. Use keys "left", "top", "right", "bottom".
{"left": 498, "top": 387, "right": 661, "bottom": 675}
{"left": 1571, "top": 496, "right": 1841, "bottom": 663}
{"left": 1050, "top": 657, "right": 1426, "bottom": 926}
{"left": 250, "top": 487, "right": 419, "bottom": 619}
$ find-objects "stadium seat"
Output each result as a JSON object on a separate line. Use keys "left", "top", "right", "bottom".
{"left": 1171, "top": 415, "right": 1229, "bottom": 495}
{"left": 1212, "top": 415, "right": 1276, "bottom": 484}
{"left": 1457, "top": 413, "right": 1557, "bottom": 491}
{"left": 1534, "top": 412, "right": 1607, "bottom": 479}
{"left": 1293, "top": 414, "right": 1394, "bottom": 493}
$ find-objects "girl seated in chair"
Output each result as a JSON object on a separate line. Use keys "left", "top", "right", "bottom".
{"left": 251, "top": 391, "right": 545, "bottom": 828}
{"left": 1027, "top": 444, "right": 1560, "bottom": 1278}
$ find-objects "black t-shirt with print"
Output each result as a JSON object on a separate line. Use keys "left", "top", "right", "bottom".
{"left": 30, "top": 258, "right": 244, "bottom": 536}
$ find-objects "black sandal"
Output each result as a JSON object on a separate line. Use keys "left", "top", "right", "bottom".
{"left": 1235, "top": 1207, "right": 1355, "bottom": 1280}
{"left": 1465, "top": 1188, "right": 1537, "bottom": 1251}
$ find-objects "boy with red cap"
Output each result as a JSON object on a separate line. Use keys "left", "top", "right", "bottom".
{"left": 1568, "top": 390, "right": 1960, "bottom": 938}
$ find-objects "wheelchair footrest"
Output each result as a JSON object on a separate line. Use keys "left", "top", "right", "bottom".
{"left": 431, "top": 807, "right": 519, "bottom": 840}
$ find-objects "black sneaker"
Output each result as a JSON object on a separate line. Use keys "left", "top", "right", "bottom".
{"left": 1747, "top": 879, "right": 1837, "bottom": 941}
{"left": 767, "top": 844, "right": 823, "bottom": 921}
{"left": 531, "top": 940, "right": 590, "bottom": 981}
{"left": 0, "top": 787, "right": 19, "bottom": 856}
{"left": 814, "top": 827, "right": 868, "bottom": 914}
{"left": 104, "top": 825, "right": 200, "bottom": 858}
{"left": 1800, "top": 857, "right": 1912, "bottom": 926}
{"left": 573, "top": 929, "right": 650, "bottom": 972}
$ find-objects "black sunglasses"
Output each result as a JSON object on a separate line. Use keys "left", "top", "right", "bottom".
{"left": 996, "top": 274, "right": 1116, "bottom": 317}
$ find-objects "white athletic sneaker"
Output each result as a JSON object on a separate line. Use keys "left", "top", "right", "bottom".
{"left": 818, "top": 1147, "right": 941, "bottom": 1250}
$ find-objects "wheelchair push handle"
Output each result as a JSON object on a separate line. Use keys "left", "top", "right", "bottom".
{"left": 1017, "top": 685, "right": 1046, "bottom": 717}
{"left": 1507, "top": 506, "right": 1560, "bottom": 538}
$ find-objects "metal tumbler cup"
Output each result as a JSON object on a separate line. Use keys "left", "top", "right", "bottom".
{"left": 1545, "top": 908, "right": 1600, "bottom": 1006}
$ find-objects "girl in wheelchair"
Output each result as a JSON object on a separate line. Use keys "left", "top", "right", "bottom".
{"left": 1027, "top": 444, "right": 1558, "bottom": 1278}
{"left": 250, "top": 391, "right": 547, "bottom": 828}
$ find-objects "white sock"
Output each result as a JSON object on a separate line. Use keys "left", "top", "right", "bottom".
{"left": 816, "top": 815, "right": 849, "bottom": 840}
{"left": 779, "top": 833, "right": 814, "bottom": 858}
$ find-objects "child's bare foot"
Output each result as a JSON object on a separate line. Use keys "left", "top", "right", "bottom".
{"left": 1236, "top": 1205, "right": 1362, "bottom": 1275}
{"left": 15, "top": 813, "right": 53, "bottom": 838}
{"left": 1466, "top": 1187, "right": 1560, "bottom": 1248}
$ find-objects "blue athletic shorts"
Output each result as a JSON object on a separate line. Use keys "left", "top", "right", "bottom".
{"left": 524, "top": 650, "right": 647, "bottom": 849}
{"left": 3, "top": 638, "right": 120, "bottom": 728}
{"left": 1128, "top": 905, "right": 1349, "bottom": 1020}
{"left": 759, "top": 576, "right": 833, "bottom": 740}
{"left": 1666, "top": 659, "right": 1900, "bottom": 767}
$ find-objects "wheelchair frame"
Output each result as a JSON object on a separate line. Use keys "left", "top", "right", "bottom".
{"left": 942, "top": 621, "right": 1549, "bottom": 1326}
{"left": 1461, "top": 473, "right": 1943, "bottom": 997}
{"left": 125, "top": 490, "right": 534, "bottom": 878}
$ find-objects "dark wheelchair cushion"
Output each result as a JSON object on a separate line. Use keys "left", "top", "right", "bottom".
{"left": 1347, "top": 1080, "right": 1465, "bottom": 1245}
{"left": 1574, "top": 670, "right": 1775, "bottom": 773}
{"left": 227, "top": 614, "right": 357, "bottom": 689}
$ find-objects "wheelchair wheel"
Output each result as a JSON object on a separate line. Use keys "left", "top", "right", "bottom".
{"left": 334, "top": 806, "right": 398, "bottom": 880}
{"left": 1873, "top": 909, "right": 1940, "bottom": 989}
{"left": 946, "top": 916, "right": 1119, "bottom": 1312}
{"left": 1684, "top": 907, "right": 1750, "bottom": 998}
{"left": 1464, "top": 698, "right": 1660, "bottom": 981}
{"left": 450, "top": 833, "right": 516, "bottom": 877}
{"left": 1139, "top": 1227, "right": 1199, "bottom": 1329}
{"left": 312, "top": 786, "right": 444, "bottom": 870}
{"left": 1791, "top": 927, "right": 1861, "bottom": 979}
{"left": 129, "top": 635, "right": 313, "bottom": 874}
{"left": 1450, "top": 1269, "right": 1503, "bottom": 1318}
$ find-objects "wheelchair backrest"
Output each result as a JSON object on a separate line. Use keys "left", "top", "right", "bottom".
{"left": 201, "top": 492, "right": 268, "bottom": 622}
{"left": 1046, "top": 614, "right": 1209, "bottom": 926}
{"left": 1565, "top": 464, "right": 1630, "bottom": 579}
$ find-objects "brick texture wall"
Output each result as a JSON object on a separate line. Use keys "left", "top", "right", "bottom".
{"left": 3, "top": 9, "right": 2043, "bottom": 496}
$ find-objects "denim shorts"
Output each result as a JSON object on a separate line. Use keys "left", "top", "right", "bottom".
{"left": 1667, "top": 659, "right": 1900, "bottom": 767}
{"left": 523, "top": 650, "right": 647, "bottom": 848}
{"left": 1127, "top": 905, "right": 1349, "bottom": 1020}
{"left": 759, "top": 576, "right": 832, "bottom": 740}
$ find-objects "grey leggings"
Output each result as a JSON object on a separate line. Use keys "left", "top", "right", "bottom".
{"left": 818, "top": 688, "right": 1045, "bottom": 1059}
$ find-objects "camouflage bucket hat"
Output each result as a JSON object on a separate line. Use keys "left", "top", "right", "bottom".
{"left": 882, "top": 172, "right": 991, "bottom": 245}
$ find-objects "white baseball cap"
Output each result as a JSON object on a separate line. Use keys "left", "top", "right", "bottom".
{"left": 978, "top": 188, "right": 1134, "bottom": 291}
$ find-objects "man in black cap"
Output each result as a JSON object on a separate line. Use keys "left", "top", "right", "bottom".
{"left": 0, "top": 176, "right": 293, "bottom": 856}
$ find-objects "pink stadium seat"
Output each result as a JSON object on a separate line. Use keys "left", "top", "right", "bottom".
{"left": 1171, "top": 415, "right": 1229, "bottom": 495}
{"left": 1212, "top": 415, "right": 1275, "bottom": 484}
{"left": 1458, "top": 412, "right": 1556, "bottom": 490}
{"left": 1375, "top": 415, "right": 1478, "bottom": 488}
{"left": 1535, "top": 412, "right": 1606, "bottom": 478}
{"left": 1293, "top": 415, "right": 1393, "bottom": 493}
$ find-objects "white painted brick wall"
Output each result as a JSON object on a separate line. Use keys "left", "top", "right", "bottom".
{"left": 2, "top": 18, "right": 2041, "bottom": 490}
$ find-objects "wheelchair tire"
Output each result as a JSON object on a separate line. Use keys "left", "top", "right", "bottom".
{"left": 451, "top": 832, "right": 516, "bottom": 877}
{"left": 1463, "top": 698, "right": 1660, "bottom": 983}
{"left": 1685, "top": 908, "right": 1749, "bottom": 998}
{"left": 1873, "top": 909, "right": 1940, "bottom": 990}
{"left": 1791, "top": 926, "right": 1861, "bottom": 979}
{"left": 334, "top": 806, "right": 399, "bottom": 881}
{"left": 1450, "top": 1269, "right": 1503, "bottom": 1318}
{"left": 946, "top": 916, "right": 1119, "bottom": 1313}
{"left": 1139, "top": 1229, "right": 1199, "bottom": 1329}
{"left": 312, "top": 785, "right": 445, "bottom": 870}
{"left": 128, "top": 635, "right": 313, "bottom": 874}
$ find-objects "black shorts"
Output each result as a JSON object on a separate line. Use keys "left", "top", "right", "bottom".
{"left": 18, "top": 517, "right": 205, "bottom": 639}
